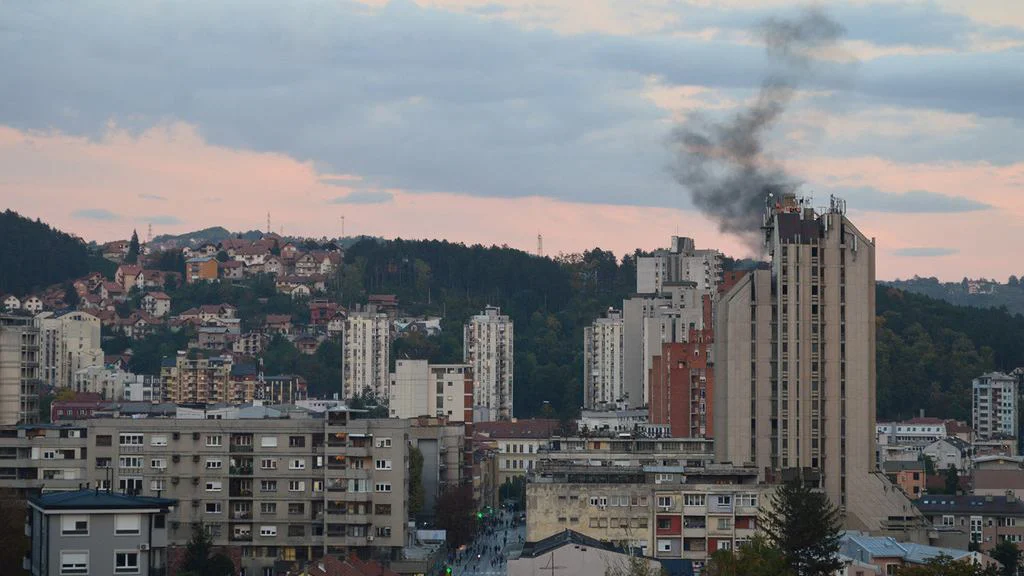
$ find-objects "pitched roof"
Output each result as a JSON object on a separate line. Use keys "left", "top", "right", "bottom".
{"left": 975, "top": 469, "right": 1024, "bottom": 490}
{"left": 883, "top": 461, "right": 925, "bottom": 473}
{"left": 916, "top": 494, "right": 1024, "bottom": 515}
{"left": 521, "top": 529, "right": 627, "bottom": 559}
{"left": 475, "top": 419, "right": 560, "bottom": 439}
{"left": 30, "top": 489, "right": 176, "bottom": 511}
{"left": 302, "top": 555, "right": 399, "bottom": 576}
{"left": 145, "top": 291, "right": 171, "bottom": 300}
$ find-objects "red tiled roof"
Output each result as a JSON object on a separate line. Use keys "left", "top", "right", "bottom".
{"left": 145, "top": 292, "right": 171, "bottom": 300}
{"left": 304, "top": 556, "right": 399, "bottom": 576}
{"left": 475, "top": 419, "right": 560, "bottom": 439}
{"left": 905, "top": 417, "right": 946, "bottom": 425}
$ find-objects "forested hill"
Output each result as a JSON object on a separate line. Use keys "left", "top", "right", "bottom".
{"left": 876, "top": 285, "right": 1024, "bottom": 421}
{"left": 0, "top": 210, "right": 112, "bottom": 296}
{"left": 886, "top": 276, "right": 1024, "bottom": 316}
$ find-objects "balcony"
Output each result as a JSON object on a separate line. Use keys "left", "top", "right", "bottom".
{"left": 229, "top": 466, "right": 253, "bottom": 476}
{"left": 230, "top": 444, "right": 254, "bottom": 453}
{"left": 229, "top": 488, "right": 253, "bottom": 498}
{"left": 230, "top": 511, "right": 253, "bottom": 520}
{"left": 230, "top": 532, "right": 253, "bottom": 542}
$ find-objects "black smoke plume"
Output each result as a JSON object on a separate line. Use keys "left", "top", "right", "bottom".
{"left": 671, "top": 8, "right": 847, "bottom": 247}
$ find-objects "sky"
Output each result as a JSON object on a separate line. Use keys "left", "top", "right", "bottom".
{"left": 1, "top": 0, "right": 1022, "bottom": 281}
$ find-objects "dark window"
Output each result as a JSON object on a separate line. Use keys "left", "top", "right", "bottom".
{"left": 96, "top": 435, "right": 112, "bottom": 447}
{"left": 154, "top": 514, "right": 166, "bottom": 529}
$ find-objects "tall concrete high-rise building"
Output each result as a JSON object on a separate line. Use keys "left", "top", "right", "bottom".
{"left": 36, "top": 310, "right": 103, "bottom": 389}
{"left": 972, "top": 372, "right": 1018, "bottom": 441}
{"left": 636, "top": 236, "right": 721, "bottom": 295}
{"left": 716, "top": 194, "right": 924, "bottom": 535}
{"left": 389, "top": 359, "right": 474, "bottom": 423}
{"left": 583, "top": 308, "right": 624, "bottom": 410}
{"left": 161, "top": 352, "right": 234, "bottom": 404}
{"left": 464, "top": 306, "right": 513, "bottom": 421}
{"left": 0, "top": 314, "right": 40, "bottom": 424}
{"left": 342, "top": 306, "right": 391, "bottom": 399}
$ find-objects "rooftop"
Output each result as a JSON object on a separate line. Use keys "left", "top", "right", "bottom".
{"left": 475, "top": 419, "right": 560, "bottom": 439}
{"left": 30, "top": 489, "right": 177, "bottom": 511}
{"left": 916, "top": 494, "right": 1024, "bottom": 515}
{"left": 520, "top": 529, "right": 626, "bottom": 559}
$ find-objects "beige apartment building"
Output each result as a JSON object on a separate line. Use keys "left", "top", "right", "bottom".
{"left": 389, "top": 360, "right": 473, "bottom": 423}
{"left": 526, "top": 462, "right": 767, "bottom": 568}
{"left": 342, "top": 307, "right": 391, "bottom": 400}
{"left": 0, "top": 314, "right": 40, "bottom": 424}
{"left": 161, "top": 352, "right": 234, "bottom": 404}
{"left": 715, "top": 194, "right": 926, "bottom": 538}
{"left": 464, "top": 306, "right": 514, "bottom": 420}
{"left": 0, "top": 410, "right": 410, "bottom": 575}
{"left": 36, "top": 310, "right": 103, "bottom": 389}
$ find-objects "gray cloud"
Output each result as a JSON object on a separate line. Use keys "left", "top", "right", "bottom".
{"left": 139, "top": 193, "right": 166, "bottom": 201}
{"left": 892, "top": 247, "right": 959, "bottom": 257}
{"left": 0, "top": 0, "right": 1020, "bottom": 212}
{"left": 72, "top": 208, "right": 120, "bottom": 220}
{"left": 330, "top": 191, "right": 394, "bottom": 205}
{"left": 144, "top": 215, "right": 183, "bottom": 225}
{"left": 839, "top": 187, "right": 992, "bottom": 213}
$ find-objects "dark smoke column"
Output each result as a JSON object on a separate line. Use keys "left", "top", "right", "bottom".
{"left": 670, "top": 8, "right": 847, "bottom": 249}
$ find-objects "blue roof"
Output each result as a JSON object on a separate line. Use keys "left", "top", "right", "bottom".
{"left": 160, "top": 357, "right": 177, "bottom": 368}
{"left": 30, "top": 489, "right": 177, "bottom": 511}
{"left": 841, "top": 532, "right": 973, "bottom": 564}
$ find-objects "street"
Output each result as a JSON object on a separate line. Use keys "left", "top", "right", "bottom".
{"left": 450, "top": 509, "right": 527, "bottom": 576}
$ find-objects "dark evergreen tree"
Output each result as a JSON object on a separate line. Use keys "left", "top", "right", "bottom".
{"left": 408, "top": 445, "right": 425, "bottom": 516}
{"left": 707, "top": 536, "right": 794, "bottom": 576}
{"left": 126, "top": 230, "right": 140, "bottom": 264}
{"left": 180, "top": 523, "right": 235, "bottom": 576}
{"left": 759, "top": 479, "right": 843, "bottom": 576}
{"left": 991, "top": 540, "right": 1020, "bottom": 576}
{"left": 945, "top": 465, "right": 960, "bottom": 495}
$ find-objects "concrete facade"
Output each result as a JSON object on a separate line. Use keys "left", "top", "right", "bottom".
{"left": 464, "top": 306, "right": 513, "bottom": 420}
{"left": 388, "top": 360, "right": 473, "bottom": 423}
{"left": 343, "top": 308, "right": 391, "bottom": 400}
{"left": 0, "top": 314, "right": 40, "bottom": 425}
{"left": 972, "top": 372, "right": 1018, "bottom": 441}
{"left": 160, "top": 353, "right": 234, "bottom": 404}
{"left": 36, "top": 311, "right": 103, "bottom": 390}
{"left": 583, "top": 308, "right": 624, "bottom": 410}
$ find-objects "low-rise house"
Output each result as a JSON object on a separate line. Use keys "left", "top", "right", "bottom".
{"left": 839, "top": 531, "right": 997, "bottom": 574}
{"left": 326, "top": 312, "right": 346, "bottom": 337}
{"left": 196, "top": 325, "right": 234, "bottom": 351}
{"left": 262, "top": 255, "right": 283, "bottom": 276}
{"left": 232, "top": 331, "right": 267, "bottom": 357}
{"left": 309, "top": 299, "right": 339, "bottom": 326}
{"left": 290, "top": 555, "right": 399, "bottom": 576}
{"left": 294, "top": 335, "right": 321, "bottom": 355}
{"left": 115, "top": 264, "right": 143, "bottom": 291}
{"left": 219, "top": 259, "right": 245, "bottom": 280}
{"left": 3, "top": 294, "right": 21, "bottom": 311}
{"left": 265, "top": 314, "right": 293, "bottom": 336}
{"left": 101, "top": 239, "right": 131, "bottom": 261}
{"left": 279, "top": 282, "right": 312, "bottom": 299}
{"left": 22, "top": 295, "right": 44, "bottom": 313}
{"left": 922, "top": 437, "right": 971, "bottom": 472}
{"left": 237, "top": 245, "right": 269, "bottom": 267}
{"left": 917, "top": 493, "right": 1024, "bottom": 551}
{"left": 186, "top": 256, "right": 218, "bottom": 283}
{"left": 141, "top": 292, "right": 172, "bottom": 318}
{"left": 368, "top": 294, "right": 399, "bottom": 316}
{"left": 27, "top": 489, "right": 177, "bottom": 576}
{"left": 510, "top": 530, "right": 662, "bottom": 576}
{"left": 198, "top": 303, "right": 237, "bottom": 322}
{"left": 476, "top": 419, "right": 560, "bottom": 485}
{"left": 883, "top": 461, "right": 926, "bottom": 499}
{"left": 99, "top": 282, "right": 127, "bottom": 302}
{"left": 140, "top": 269, "right": 171, "bottom": 289}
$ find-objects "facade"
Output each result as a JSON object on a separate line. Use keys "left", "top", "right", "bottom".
{"left": 839, "top": 531, "right": 996, "bottom": 575}
{"left": 917, "top": 495, "right": 1024, "bottom": 552}
{"left": 160, "top": 353, "right": 234, "bottom": 404}
{"left": 882, "top": 461, "right": 926, "bottom": 500}
{"left": 648, "top": 328, "right": 713, "bottom": 438}
{"left": 0, "top": 314, "right": 41, "bottom": 425}
{"left": 463, "top": 306, "right": 514, "bottom": 420}
{"left": 583, "top": 308, "right": 624, "bottom": 410}
{"left": 972, "top": 372, "right": 1018, "bottom": 440}
{"left": 36, "top": 311, "right": 104, "bottom": 389}
{"left": 0, "top": 423, "right": 89, "bottom": 491}
{"left": 186, "top": 257, "right": 219, "bottom": 284}
{"left": 921, "top": 437, "right": 971, "bottom": 473}
{"left": 141, "top": 292, "right": 172, "bottom": 317}
{"left": 526, "top": 462, "right": 765, "bottom": 568}
{"left": 408, "top": 417, "right": 469, "bottom": 514}
{"left": 475, "top": 420, "right": 559, "bottom": 486}
{"left": 577, "top": 409, "right": 649, "bottom": 435}
{"left": 388, "top": 360, "right": 473, "bottom": 423}
{"left": 510, "top": 529, "right": 662, "bottom": 576}
{"left": 27, "top": 489, "right": 177, "bottom": 576}
{"left": 715, "top": 194, "right": 925, "bottom": 536}
{"left": 73, "top": 365, "right": 156, "bottom": 400}
{"left": 342, "top": 308, "right": 391, "bottom": 399}
{"left": 541, "top": 435, "right": 715, "bottom": 469}
{"left": 636, "top": 236, "right": 721, "bottom": 296}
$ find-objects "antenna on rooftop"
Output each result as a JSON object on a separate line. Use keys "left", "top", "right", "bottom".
{"left": 537, "top": 234, "right": 543, "bottom": 257}
{"left": 147, "top": 223, "right": 153, "bottom": 244}
{"left": 267, "top": 212, "right": 271, "bottom": 234}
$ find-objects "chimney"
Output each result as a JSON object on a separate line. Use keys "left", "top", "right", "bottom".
{"left": 920, "top": 409, "right": 925, "bottom": 419}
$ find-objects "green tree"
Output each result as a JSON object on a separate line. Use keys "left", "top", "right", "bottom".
{"left": 216, "top": 250, "right": 230, "bottom": 263}
{"left": 180, "top": 523, "right": 235, "bottom": 576}
{"left": 409, "top": 445, "right": 426, "bottom": 516}
{"left": 436, "top": 484, "right": 476, "bottom": 549}
{"left": 63, "top": 282, "right": 80, "bottom": 308}
{"left": 126, "top": 230, "right": 140, "bottom": 264}
{"left": 760, "top": 479, "right": 843, "bottom": 576}
{"left": 945, "top": 465, "right": 960, "bottom": 495}
{"left": 706, "top": 536, "right": 794, "bottom": 576}
{"left": 897, "top": 554, "right": 999, "bottom": 576}
{"left": 604, "top": 555, "right": 666, "bottom": 576}
{"left": 923, "top": 455, "right": 936, "bottom": 476}
{"left": 991, "top": 540, "right": 1020, "bottom": 576}
{"left": 0, "top": 489, "right": 30, "bottom": 576}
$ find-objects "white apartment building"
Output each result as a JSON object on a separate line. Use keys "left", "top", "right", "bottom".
{"left": 36, "top": 311, "right": 103, "bottom": 389}
{"left": 636, "top": 236, "right": 721, "bottom": 295}
{"left": 973, "top": 372, "right": 1018, "bottom": 440}
{"left": 464, "top": 306, "right": 513, "bottom": 420}
{"left": 342, "top": 307, "right": 391, "bottom": 400}
{"left": 583, "top": 308, "right": 624, "bottom": 409}
{"left": 0, "top": 314, "right": 41, "bottom": 424}
{"left": 388, "top": 360, "right": 473, "bottom": 422}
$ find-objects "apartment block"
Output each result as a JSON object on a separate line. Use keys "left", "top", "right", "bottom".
{"left": 648, "top": 328, "right": 713, "bottom": 438}
{"left": 583, "top": 308, "right": 624, "bottom": 410}
{"left": 464, "top": 306, "right": 513, "bottom": 420}
{"left": 526, "top": 462, "right": 766, "bottom": 569}
{"left": 541, "top": 435, "right": 715, "bottom": 469}
{"left": 343, "top": 307, "right": 391, "bottom": 400}
{"left": 917, "top": 494, "right": 1024, "bottom": 552}
{"left": 636, "top": 236, "right": 721, "bottom": 295}
{"left": 0, "top": 424, "right": 89, "bottom": 492}
{"left": 36, "top": 311, "right": 103, "bottom": 389}
{"left": 972, "top": 372, "right": 1018, "bottom": 441}
{"left": 0, "top": 313, "right": 41, "bottom": 424}
{"left": 408, "top": 417, "right": 470, "bottom": 514}
{"left": 475, "top": 419, "right": 558, "bottom": 486}
{"left": 715, "top": 194, "right": 926, "bottom": 537}
{"left": 388, "top": 360, "right": 473, "bottom": 423}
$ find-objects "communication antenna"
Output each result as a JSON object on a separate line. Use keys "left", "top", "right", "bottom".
{"left": 267, "top": 212, "right": 271, "bottom": 234}
{"left": 537, "top": 234, "right": 543, "bottom": 257}
{"left": 341, "top": 215, "right": 346, "bottom": 239}
{"left": 256, "top": 357, "right": 266, "bottom": 403}
{"left": 147, "top": 223, "right": 153, "bottom": 244}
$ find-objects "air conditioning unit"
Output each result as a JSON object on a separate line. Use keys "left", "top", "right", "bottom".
{"left": 367, "top": 535, "right": 375, "bottom": 542}
{"left": 139, "top": 544, "right": 150, "bottom": 551}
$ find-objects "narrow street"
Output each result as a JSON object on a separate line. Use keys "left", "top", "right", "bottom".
{"left": 450, "top": 509, "right": 527, "bottom": 576}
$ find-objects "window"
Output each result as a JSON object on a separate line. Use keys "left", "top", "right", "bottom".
{"left": 119, "top": 456, "right": 143, "bottom": 469}
{"left": 684, "top": 494, "right": 706, "bottom": 507}
{"left": 942, "top": 515, "right": 955, "bottom": 527}
{"left": 376, "top": 526, "right": 392, "bottom": 537}
{"left": 260, "top": 458, "right": 277, "bottom": 470}
{"left": 376, "top": 482, "right": 392, "bottom": 493}
{"left": 736, "top": 494, "right": 758, "bottom": 507}
{"left": 115, "top": 551, "right": 140, "bottom": 574}
{"left": 288, "top": 503, "right": 304, "bottom": 515}
{"left": 260, "top": 525, "right": 278, "bottom": 537}
{"left": 150, "top": 435, "right": 168, "bottom": 446}
{"left": 288, "top": 481, "right": 305, "bottom": 492}
{"left": 206, "top": 502, "right": 222, "bottom": 514}
{"left": 96, "top": 434, "right": 113, "bottom": 446}
{"left": 376, "top": 438, "right": 392, "bottom": 448}
{"left": 151, "top": 458, "right": 167, "bottom": 469}
{"left": 205, "top": 458, "right": 223, "bottom": 470}
{"left": 289, "top": 458, "right": 305, "bottom": 470}
{"left": 288, "top": 436, "right": 305, "bottom": 448}
{"left": 119, "top": 433, "right": 143, "bottom": 446}
{"left": 260, "top": 435, "right": 278, "bottom": 448}
{"left": 154, "top": 514, "right": 165, "bottom": 529}
{"left": 375, "top": 504, "right": 392, "bottom": 515}
{"left": 150, "top": 479, "right": 165, "bottom": 492}
{"left": 96, "top": 457, "right": 112, "bottom": 468}
{"left": 375, "top": 459, "right": 392, "bottom": 471}
{"left": 657, "top": 496, "right": 673, "bottom": 509}
{"left": 60, "top": 551, "right": 89, "bottom": 575}
{"left": 206, "top": 435, "right": 222, "bottom": 447}
{"left": 717, "top": 518, "right": 733, "bottom": 530}
{"left": 261, "top": 502, "right": 277, "bottom": 514}
{"left": 718, "top": 540, "right": 733, "bottom": 551}
{"left": 115, "top": 514, "right": 141, "bottom": 535}
{"left": 205, "top": 481, "right": 223, "bottom": 492}
{"left": 261, "top": 480, "right": 277, "bottom": 492}
{"left": 658, "top": 540, "right": 672, "bottom": 553}
{"left": 119, "top": 477, "right": 143, "bottom": 494}
{"left": 61, "top": 515, "right": 89, "bottom": 535}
